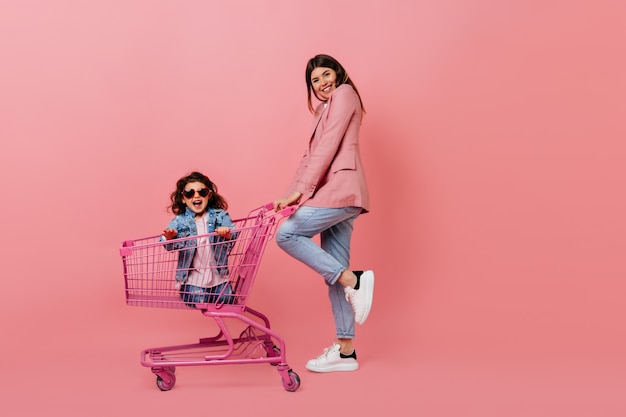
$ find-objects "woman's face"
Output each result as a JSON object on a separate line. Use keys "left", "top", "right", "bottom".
{"left": 182, "top": 181, "right": 211, "bottom": 216}
{"left": 310, "top": 66, "right": 337, "bottom": 101}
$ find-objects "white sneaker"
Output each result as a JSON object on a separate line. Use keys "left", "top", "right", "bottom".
{"left": 344, "top": 270, "right": 374, "bottom": 325}
{"left": 305, "top": 343, "right": 359, "bottom": 373}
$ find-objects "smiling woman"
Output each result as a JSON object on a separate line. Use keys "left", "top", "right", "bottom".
{"left": 304, "top": 54, "right": 366, "bottom": 114}
{"left": 310, "top": 67, "right": 338, "bottom": 100}
{"left": 273, "top": 54, "right": 374, "bottom": 373}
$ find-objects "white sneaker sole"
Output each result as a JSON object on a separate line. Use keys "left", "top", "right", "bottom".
{"left": 356, "top": 270, "right": 374, "bottom": 325}
{"left": 305, "top": 362, "right": 359, "bottom": 373}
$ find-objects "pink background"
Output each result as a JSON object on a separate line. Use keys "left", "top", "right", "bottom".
{"left": 1, "top": 1, "right": 625, "bottom": 415}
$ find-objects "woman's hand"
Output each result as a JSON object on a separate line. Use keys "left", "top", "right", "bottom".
{"left": 274, "top": 192, "right": 302, "bottom": 211}
{"left": 162, "top": 228, "right": 178, "bottom": 240}
{"left": 215, "top": 226, "right": 232, "bottom": 239}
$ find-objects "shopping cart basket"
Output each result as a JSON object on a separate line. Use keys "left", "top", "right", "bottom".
{"left": 119, "top": 203, "right": 300, "bottom": 392}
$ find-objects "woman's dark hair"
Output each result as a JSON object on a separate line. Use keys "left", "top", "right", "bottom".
{"left": 169, "top": 171, "right": 228, "bottom": 215}
{"left": 305, "top": 54, "right": 365, "bottom": 114}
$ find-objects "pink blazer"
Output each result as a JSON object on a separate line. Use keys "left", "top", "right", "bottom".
{"left": 286, "top": 84, "right": 370, "bottom": 213}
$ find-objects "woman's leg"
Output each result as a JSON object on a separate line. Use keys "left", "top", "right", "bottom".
{"left": 277, "top": 206, "right": 373, "bottom": 372}
{"left": 275, "top": 206, "right": 362, "bottom": 285}
{"left": 321, "top": 216, "right": 358, "bottom": 343}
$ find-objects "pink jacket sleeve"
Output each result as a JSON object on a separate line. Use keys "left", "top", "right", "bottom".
{"left": 287, "top": 84, "right": 360, "bottom": 199}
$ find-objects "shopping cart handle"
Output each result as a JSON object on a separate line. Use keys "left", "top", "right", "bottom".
{"left": 263, "top": 202, "right": 298, "bottom": 217}
{"left": 280, "top": 205, "right": 298, "bottom": 216}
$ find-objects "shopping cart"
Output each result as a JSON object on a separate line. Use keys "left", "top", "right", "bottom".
{"left": 119, "top": 203, "right": 300, "bottom": 392}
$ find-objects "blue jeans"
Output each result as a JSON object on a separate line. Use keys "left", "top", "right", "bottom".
{"left": 275, "top": 205, "right": 362, "bottom": 339}
{"left": 180, "top": 281, "right": 235, "bottom": 308}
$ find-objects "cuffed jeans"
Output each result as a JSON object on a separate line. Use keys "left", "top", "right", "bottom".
{"left": 275, "top": 205, "right": 362, "bottom": 339}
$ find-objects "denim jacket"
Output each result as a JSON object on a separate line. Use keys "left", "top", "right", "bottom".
{"left": 162, "top": 207, "right": 236, "bottom": 284}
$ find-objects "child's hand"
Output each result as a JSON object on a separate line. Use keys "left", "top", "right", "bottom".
{"left": 162, "top": 228, "right": 178, "bottom": 240}
{"left": 215, "top": 226, "right": 232, "bottom": 239}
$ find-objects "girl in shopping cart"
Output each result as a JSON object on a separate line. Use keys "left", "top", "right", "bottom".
{"left": 161, "top": 171, "right": 236, "bottom": 307}
{"left": 273, "top": 54, "right": 375, "bottom": 373}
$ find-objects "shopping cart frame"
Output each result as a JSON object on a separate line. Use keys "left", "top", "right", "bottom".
{"left": 120, "top": 203, "right": 300, "bottom": 392}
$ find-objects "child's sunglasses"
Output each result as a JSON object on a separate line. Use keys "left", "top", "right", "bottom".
{"left": 182, "top": 188, "right": 211, "bottom": 198}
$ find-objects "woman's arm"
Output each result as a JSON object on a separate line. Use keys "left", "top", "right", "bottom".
{"left": 274, "top": 191, "right": 302, "bottom": 210}
{"left": 288, "top": 85, "right": 360, "bottom": 199}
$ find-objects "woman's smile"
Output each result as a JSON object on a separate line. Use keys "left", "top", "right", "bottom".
{"left": 310, "top": 66, "right": 337, "bottom": 100}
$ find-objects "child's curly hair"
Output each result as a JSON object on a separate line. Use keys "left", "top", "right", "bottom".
{"left": 169, "top": 171, "right": 228, "bottom": 215}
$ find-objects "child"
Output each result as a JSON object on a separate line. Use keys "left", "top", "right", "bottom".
{"left": 161, "top": 171, "right": 236, "bottom": 307}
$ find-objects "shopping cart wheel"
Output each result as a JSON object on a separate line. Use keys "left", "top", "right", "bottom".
{"left": 281, "top": 370, "right": 301, "bottom": 392}
{"left": 155, "top": 371, "right": 176, "bottom": 391}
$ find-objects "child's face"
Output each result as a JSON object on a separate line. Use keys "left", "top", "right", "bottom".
{"left": 182, "top": 181, "right": 211, "bottom": 216}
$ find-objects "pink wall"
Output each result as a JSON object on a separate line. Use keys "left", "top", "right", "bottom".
{"left": 1, "top": 1, "right": 625, "bottom": 415}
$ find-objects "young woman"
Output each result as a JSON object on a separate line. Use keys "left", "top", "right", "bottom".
{"left": 273, "top": 54, "right": 374, "bottom": 373}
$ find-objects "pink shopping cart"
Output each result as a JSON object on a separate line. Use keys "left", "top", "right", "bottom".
{"left": 119, "top": 203, "right": 300, "bottom": 392}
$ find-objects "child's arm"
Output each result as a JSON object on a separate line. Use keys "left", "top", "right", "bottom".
{"left": 160, "top": 228, "right": 181, "bottom": 251}
{"left": 212, "top": 212, "right": 236, "bottom": 273}
{"left": 160, "top": 219, "right": 186, "bottom": 250}
{"left": 214, "top": 209, "right": 236, "bottom": 240}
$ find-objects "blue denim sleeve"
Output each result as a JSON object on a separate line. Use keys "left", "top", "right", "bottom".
{"left": 163, "top": 215, "right": 192, "bottom": 251}
{"left": 212, "top": 210, "right": 237, "bottom": 273}
{"left": 216, "top": 210, "right": 235, "bottom": 229}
